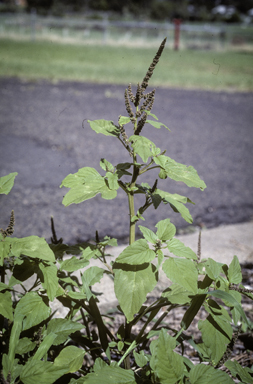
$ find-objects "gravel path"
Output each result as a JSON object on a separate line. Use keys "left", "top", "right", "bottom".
{"left": 0, "top": 78, "right": 253, "bottom": 244}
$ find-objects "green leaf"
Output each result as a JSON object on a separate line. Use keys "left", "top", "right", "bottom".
{"left": 15, "top": 292, "right": 51, "bottom": 331}
{"left": 150, "top": 329, "right": 184, "bottom": 384}
{"left": 162, "top": 284, "right": 192, "bottom": 305}
{"left": 88, "top": 119, "right": 120, "bottom": 137}
{"left": 189, "top": 363, "right": 234, "bottom": 384}
{"left": 61, "top": 167, "right": 117, "bottom": 206}
{"left": 228, "top": 255, "right": 242, "bottom": 284}
{"left": 205, "top": 258, "right": 223, "bottom": 280}
{"left": 106, "top": 172, "right": 119, "bottom": 190}
{"left": 162, "top": 257, "right": 198, "bottom": 293}
{"left": 133, "top": 351, "right": 148, "bottom": 368}
{"left": 138, "top": 225, "right": 158, "bottom": 244}
{"left": 0, "top": 282, "right": 9, "bottom": 291}
{"left": 16, "top": 337, "right": 36, "bottom": 355}
{"left": 81, "top": 266, "right": 104, "bottom": 300}
{"left": 155, "top": 190, "right": 193, "bottom": 223}
{"left": 167, "top": 238, "right": 197, "bottom": 260}
{"left": 198, "top": 315, "right": 232, "bottom": 364}
{"left": 155, "top": 219, "right": 176, "bottom": 241}
{"left": 119, "top": 116, "right": 131, "bottom": 125}
{"left": 0, "top": 238, "right": 11, "bottom": 266}
{"left": 154, "top": 155, "right": 206, "bottom": 190}
{"left": 116, "top": 239, "right": 156, "bottom": 265}
{"left": 67, "top": 290, "right": 86, "bottom": 300}
{"left": 114, "top": 262, "right": 157, "bottom": 322}
{"left": 39, "top": 262, "right": 58, "bottom": 302}
{"left": 207, "top": 290, "right": 248, "bottom": 326}
{"left": 225, "top": 359, "right": 253, "bottom": 384}
{"left": 20, "top": 360, "right": 67, "bottom": 384}
{"left": 0, "top": 172, "right": 18, "bottom": 195}
{"left": 54, "top": 346, "right": 85, "bottom": 373}
{"left": 100, "top": 158, "right": 114, "bottom": 171}
{"left": 60, "top": 257, "right": 89, "bottom": 272}
{"left": 0, "top": 291, "right": 13, "bottom": 321}
{"left": 7, "top": 313, "right": 23, "bottom": 372}
{"left": 46, "top": 318, "right": 83, "bottom": 345}
{"left": 10, "top": 236, "right": 55, "bottom": 262}
{"left": 146, "top": 119, "right": 170, "bottom": 131}
{"left": 33, "top": 333, "right": 57, "bottom": 361}
{"left": 83, "top": 364, "right": 135, "bottom": 384}
{"left": 129, "top": 135, "right": 157, "bottom": 162}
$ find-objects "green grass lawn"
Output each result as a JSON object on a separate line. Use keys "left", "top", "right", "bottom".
{"left": 0, "top": 38, "right": 253, "bottom": 91}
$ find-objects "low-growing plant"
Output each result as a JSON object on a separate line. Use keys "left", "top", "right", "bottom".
{"left": 1, "top": 39, "right": 253, "bottom": 384}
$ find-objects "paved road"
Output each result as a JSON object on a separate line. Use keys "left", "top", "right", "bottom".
{"left": 0, "top": 78, "right": 253, "bottom": 244}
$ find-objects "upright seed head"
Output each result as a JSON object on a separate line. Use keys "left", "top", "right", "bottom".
{"left": 140, "top": 37, "right": 167, "bottom": 93}
{"left": 0, "top": 210, "right": 15, "bottom": 238}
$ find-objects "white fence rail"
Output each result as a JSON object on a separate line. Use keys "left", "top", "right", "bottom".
{"left": 0, "top": 12, "right": 233, "bottom": 49}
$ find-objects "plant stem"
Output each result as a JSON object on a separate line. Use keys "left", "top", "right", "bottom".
{"left": 128, "top": 192, "right": 135, "bottom": 245}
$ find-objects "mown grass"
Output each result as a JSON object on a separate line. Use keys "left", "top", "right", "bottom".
{"left": 0, "top": 38, "right": 253, "bottom": 91}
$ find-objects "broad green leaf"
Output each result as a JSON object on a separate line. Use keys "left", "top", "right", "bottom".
{"left": 119, "top": 116, "right": 131, "bottom": 125}
{"left": 154, "top": 155, "right": 206, "bottom": 190}
{"left": 80, "top": 244, "right": 98, "bottom": 260}
{"left": 46, "top": 318, "right": 83, "bottom": 345}
{"left": 129, "top": 135, "right": 157, "bottom": 162}
{"left": 0, "top": 291, "right": 13, "bottom": 320}
{"left": 114, "top": 262, "right": 157, "bottom": 322}
{"left": 146, "top": 111, "right": 158, "bottom": 120}
{"left": 228, "top": 255, "right": 242, "bottom": 284}
{"left": 133, "top": 351, "right": 148, "bottom": 368}
{"left": 106, "top": 172, "right": 119, "bottom": 190}
{"left": 150, "top": 329, "right": 184, "bottom": 384}
{"left": 10, "top": 236, "right": 55, "bottom": 262}
{"left": 205, "top": 258, "right": 223, "bottom": 280}
{"left": 0, "top": 239, "right": 11, "bottom": 266}
{"left": 83, "top": 364, "right": 135, "bottom": 384}
{"left": 205, "top": 299, "right": 231, "bottom": 323}
{"left": 167, "top": 238, "right": 197, "bottom": 260}
{"left": 67, "top": 290, "right": 86, "bottom": 300}
{"left": 54, "top": 346, "right": 85, "bottom": 373}
{"left": 0, "top": 172, "right": 18, "bottom": 195}
{"left": 162, "top": 257, "right": 198, "bottom": 293}
{"left": 100, "top": 158, "right": 114, "bottom": 171}
{"left": 8, "top": 313, "right": 23, "bottom": 371}
{"left": 190, "top": 363, "right": 234, "bottom": 384}
{"left": 146, "top": 119, "right": 170, "bottom": 131}
{"left": 225, "top": 359, "right": 253, "bottom": 384}
{"left": 61, "top": 167, "right": 117, "bottom": 206}
{"left": 60, "top": 257, "right": 89, "bottom": 272}
{"left": 138, "top": 225, "right": 158, "bottom": 244}
{"left": 155, "top": 219, "right": 176, "bottom": 241}
{"left": 20, "top": 360, "right": 67, "bottom": 384}
{"left": 39, "top": 262, "right": 58, "bottom": 302}
{"left": 116, "top": 239, "right": 156, "bottom": 265}
{"left": 16, "top": 337, "right": 36, "bottom": 354}
{"left": 88, "top": 119, "right": 120, "bottom": 137}
{"left": 81, "top": 266, "right": 104, "bottom": 300}
{"left": 198, "top": 315, "right": 232, "bottom": 364}
{"left": 162, "top": 284, "right": 192, "bottom": 305}
{"left": 155, "top": 190, "right": 193, "bottom": 223}
{"left": 33, "top": 333, "right": 57, "bottom": 361}
{"left": 0, "top": 282, "right": 10, "bottom": 291}
{"left": 61, "top": 167, "right": 99, "bottom": 188}
{"left": 15, "top": 292, "right": 51, "bottom": 331}
{"left": 2, "top": 354, "right": 11, "bottom": 381}
{"left": 207, "top": 290, "right": 248, "bottom": 325}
